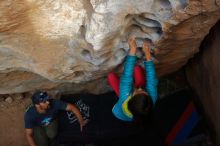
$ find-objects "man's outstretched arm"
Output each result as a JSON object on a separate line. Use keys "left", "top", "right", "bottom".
{"left": 66, "top": 103, "right": 85, "bottom": 131}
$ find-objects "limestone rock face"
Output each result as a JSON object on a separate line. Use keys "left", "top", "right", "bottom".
{"left": 186, "top": 20, "right": 220, "bottom": 145}
{"left": 0, "top": 0, "right": 220, "bottom": 94}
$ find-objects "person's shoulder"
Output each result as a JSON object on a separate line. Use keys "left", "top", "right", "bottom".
{"left": 25, "top": 104, "right": 34, "bottom": 113}
{"left": 50, "top": 98, "right": 68, "bottom": 110}
{"left": 50, "top": 98, "right": 61, "bottom": 104}
{"left": 24, "top": 104, "right": 36, "bottom": 118}
{"left": 51, "top": 98, "right": 66, "bottom": 103}
{"left": 50, "top": 99, "right": 66, "bottom": 106}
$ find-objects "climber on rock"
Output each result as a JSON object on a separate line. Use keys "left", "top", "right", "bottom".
{"left": 24, "top": 91, "right": 85, "bottom": 146}
{"left": 108, "top": 36, "right": 158, "bottom": 122}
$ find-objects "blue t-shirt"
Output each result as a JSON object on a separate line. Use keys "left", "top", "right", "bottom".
{"left": 24, "top": 99, "right": 67, "bottom": 128}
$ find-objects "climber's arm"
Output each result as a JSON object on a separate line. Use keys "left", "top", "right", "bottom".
{"left": 143, "top": 41, "right": 158, "bottom": 105}
{"left": 119, "top": 37, "right": 137, "bottom": 100}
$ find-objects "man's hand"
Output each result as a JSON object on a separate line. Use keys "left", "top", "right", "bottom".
{"left": 128, "top": 36, "right": 137, "bottom": 55}
{"left": 143, "top": 40, "right": 152, "bottom": 61}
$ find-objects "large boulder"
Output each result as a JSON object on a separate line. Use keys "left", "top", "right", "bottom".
{"left": 186, "top": 20, "right": 220, "bottom": 145}
{"left": 0, "top": 0, "right": 220, "bottom": 94}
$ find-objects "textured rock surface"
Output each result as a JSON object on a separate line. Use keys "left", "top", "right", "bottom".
{"left": 0, "top": 0, "right": 220, "bottom": 94}
{"left": 0, "top": 94, "right": 31, "bottom": 146}
{"left": 186, "top": 20, "right": 220, "bottom": 145}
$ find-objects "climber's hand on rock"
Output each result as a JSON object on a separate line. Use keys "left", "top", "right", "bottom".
{"left": 128, "top": 36, "right": 137, "bottom": 56}
{"left": 143, "top": 40, "right": 152, "bottom": 61}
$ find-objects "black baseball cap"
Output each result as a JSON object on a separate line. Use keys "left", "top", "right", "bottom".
{"left": 32, "top": 91, "right": 50, "bottom": 104}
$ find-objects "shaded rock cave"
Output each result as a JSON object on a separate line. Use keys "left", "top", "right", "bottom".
{"left": 0, "top": 0, "right": 220, "bottom": 145}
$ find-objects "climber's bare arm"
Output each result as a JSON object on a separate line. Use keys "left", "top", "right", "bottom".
{"left": 128, "top": 37, "right": 137, "bottom": 56}
{"left": 143, "top": 40, "right": 152, "bottom": 61}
